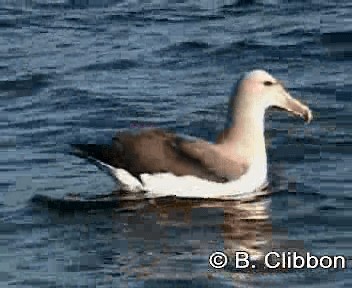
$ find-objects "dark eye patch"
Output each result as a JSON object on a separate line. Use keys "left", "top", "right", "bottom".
{"left": 264, "top": 81, "right": 274, "bottom": 86}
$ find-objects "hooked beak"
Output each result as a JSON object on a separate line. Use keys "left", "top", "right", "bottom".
{"left": 272, "top": 90, "right": 313, "bottom": 123}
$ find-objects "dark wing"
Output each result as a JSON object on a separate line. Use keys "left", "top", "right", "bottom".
{"left": 215, "top": 128, "right": 230, "bottom": 144}
{"left": 174, "top": 137, "right": 248, "bottom": 181}
{"left": 72, "top": 129, "right": 247, "bottom": 183}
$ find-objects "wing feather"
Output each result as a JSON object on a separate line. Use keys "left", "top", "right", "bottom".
{"left": 174, "top": 137, "right": 248, "bottom": 181}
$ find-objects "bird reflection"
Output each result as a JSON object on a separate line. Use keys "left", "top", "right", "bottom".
{"left": 32, "top": 187, "right": 304, "bottom": 283}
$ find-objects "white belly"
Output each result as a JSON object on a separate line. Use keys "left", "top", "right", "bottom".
{"left": 98, "top": 160, "right": 268, "bottom": 199}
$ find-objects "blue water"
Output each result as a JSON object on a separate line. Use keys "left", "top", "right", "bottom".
{"left": 1, "top": 0, "right": 351, "bottom": 287}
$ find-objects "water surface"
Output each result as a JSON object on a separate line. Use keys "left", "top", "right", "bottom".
{"left": 0, "top": 0, "right": 351, "bottom": 287}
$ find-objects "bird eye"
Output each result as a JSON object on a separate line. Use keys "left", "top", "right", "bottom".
{"left": 264, "top": 81, "right": 274, "bottom": 86}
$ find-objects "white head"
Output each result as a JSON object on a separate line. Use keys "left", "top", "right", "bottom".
{"left": 228, "top": 69, "right": 313, "bottom": 124}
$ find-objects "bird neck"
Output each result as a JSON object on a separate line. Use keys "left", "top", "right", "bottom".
{"left": 223, "top": 106, "right": 267, "bottom": 161}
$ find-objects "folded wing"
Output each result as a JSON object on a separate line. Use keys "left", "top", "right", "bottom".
{"left": 72, "top": 129, "right": 248, "bottom": 183}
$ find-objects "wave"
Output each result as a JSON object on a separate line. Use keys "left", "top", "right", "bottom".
{"left": 31, "top": 193, "right": 121, "bottom": 211}
{"left": 0, "top": 73, "right": 51, "bottom": 98}
{"left": 158, "top": 41, "right": 210, "bottom": 56}
{"left": 321, "top": 31, "right": 352, "bottom": 59}
{"left": 77, "top": 59, "right": 139, "bottom": 72}
{"left": 321, "top": 31, "right": 352, "bottom": 45}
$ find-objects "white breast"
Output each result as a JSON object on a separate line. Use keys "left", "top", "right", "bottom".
{"left": 142, "top": 158, "right": 267, "bottom": 198}
{"left": 99, "top": 159, "right": 268, "bottom": 199}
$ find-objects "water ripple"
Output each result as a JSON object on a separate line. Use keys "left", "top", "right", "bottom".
{"left": 0, "top": 73, "right": 52, "bottom": 98}
{"left": 79, "top": 59, "right": 139, "bottom": 72}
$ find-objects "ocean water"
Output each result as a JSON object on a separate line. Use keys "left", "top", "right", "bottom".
{"left": 1, "top": 0, "right": 351, "bottom": 287}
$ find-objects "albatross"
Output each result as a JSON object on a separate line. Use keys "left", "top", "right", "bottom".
{"left": 72, "top": 70, "right": 313, "bottom": 198}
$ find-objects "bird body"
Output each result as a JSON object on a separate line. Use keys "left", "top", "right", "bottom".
{"left": 72, "top": 70, "right": 312, "bottom": 198}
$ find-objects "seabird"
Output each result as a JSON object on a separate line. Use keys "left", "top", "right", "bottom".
{"left": 72, "top": 70, "right": 313, "bottom": 198}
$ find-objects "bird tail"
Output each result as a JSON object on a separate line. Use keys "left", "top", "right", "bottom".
{"left": 71, "top": 144, "right": 120, "bottom": 167}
